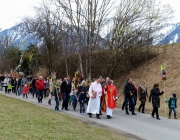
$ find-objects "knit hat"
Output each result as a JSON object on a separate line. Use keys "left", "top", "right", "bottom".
{"left": 172, "top": 93, "right": 176, "bottom": 98}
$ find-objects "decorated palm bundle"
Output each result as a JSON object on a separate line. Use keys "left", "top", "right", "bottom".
{"left": 92, "top": 91, "right": 97, "bottom": 98}
{"left": 160, "top": 64, "right": 167, "bottom": 81}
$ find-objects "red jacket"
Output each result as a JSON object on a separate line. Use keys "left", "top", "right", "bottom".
{"left": 23, "top": 86, "right": 29, "bottom": 94}
{"left": 35, "top": 80, "right": 45, "bottom": 91}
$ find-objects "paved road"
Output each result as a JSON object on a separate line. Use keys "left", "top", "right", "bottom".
{"left": 0, "top": 91, "right": 180, "bottom": 140}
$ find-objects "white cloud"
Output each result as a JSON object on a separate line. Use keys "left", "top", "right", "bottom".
{"left": 0, "top": 0, "right": 42, "bottom": 30}
{"left": 158, "top": 0, "right": 180, "bottom": 22}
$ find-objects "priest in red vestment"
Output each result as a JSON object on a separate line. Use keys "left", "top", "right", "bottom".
{"left": 106, "top": 80, "right": 118, "bottom": 119}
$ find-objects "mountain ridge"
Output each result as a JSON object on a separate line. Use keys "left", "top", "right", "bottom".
{"left": 1, "top": 22, "right": 180, "bottom": 48}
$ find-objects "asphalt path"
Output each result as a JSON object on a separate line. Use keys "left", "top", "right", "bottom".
{"left": 0, "top": 91, "right": 180, "bottom": 140}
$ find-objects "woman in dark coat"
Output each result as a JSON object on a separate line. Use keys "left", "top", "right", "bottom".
{"left": 149, "top": 83, "right": 164, "bottom": 120}
{"left": 138, "top": 81, "right": 148, "bottom": 113}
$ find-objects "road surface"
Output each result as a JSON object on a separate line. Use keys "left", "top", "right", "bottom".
{"left": 0, "top": 91, "right": 180, "bottom": 140}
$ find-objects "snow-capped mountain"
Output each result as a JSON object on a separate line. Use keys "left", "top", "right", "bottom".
{"left": 158, "top": 23, "right": 180, "bottom": 44}
{"left": 1, "top": 22, "right": 180, "bottom": 48}
{"left": 0, "top": 23, "right": 42, "bottom": 49}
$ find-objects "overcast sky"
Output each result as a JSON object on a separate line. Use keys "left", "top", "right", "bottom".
{"left": 0, "top": 0, "right": 179, "bottom": 30}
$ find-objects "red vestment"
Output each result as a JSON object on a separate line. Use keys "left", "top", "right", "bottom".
{"left": 101, "top": 84, "right": 108, "bottom": 112}
{"left": 106, "top": 85, "right": 118, "bottom": 109}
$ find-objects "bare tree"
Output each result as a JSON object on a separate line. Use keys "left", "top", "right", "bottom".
{"left": 24, "top": 0, "right": 65, "bottom": 74}
{"left": 105, "top": 0, "right": 173, "bottom": 78}
{"left": 53, "top": 0, "right": 113, "bottom": 79}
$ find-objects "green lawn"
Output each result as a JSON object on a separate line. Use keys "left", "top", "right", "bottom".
{"left": 0, "top": 95, "right": 126, "bottom": 140}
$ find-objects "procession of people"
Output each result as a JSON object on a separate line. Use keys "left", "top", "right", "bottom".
{"left": 0, "top": 72, "right": 178, "bottom": 120}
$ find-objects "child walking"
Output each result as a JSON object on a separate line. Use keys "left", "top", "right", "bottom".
{"left": 23, "top": 84, "right": 29, "bottom": 98}
{"left": 78, "top": 89, "right": 87, "bottom": 115}
{"left": 72, "top": 91, "right": 77, "bottom": 111}
{"left": 7, "top": 82, "right": 12, "bottom": 93}
{"left": 165, "top": 93, "right": 177, "bottom": 119}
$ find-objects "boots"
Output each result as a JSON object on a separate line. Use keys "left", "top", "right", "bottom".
{"left": 99, "top": 111, "right": 102, "bottom": 115}
{"left": 48, "top": 99, "right": 51, "bottom": 106}
{"left": 89, "top": 113, "right": 92, "bottom": 118}
{"left": 96, "top": 114, "right": 101, "bottom": 119}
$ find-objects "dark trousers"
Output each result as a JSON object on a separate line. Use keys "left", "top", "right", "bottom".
{"left": 73, "top": 103, "right": 77, "bottom": 110}
{"left": 5, "top": 86, "right": 8, "bottom": 93}
{"left": 44, "top": 89, "right": 47, "bottom": 97}
{"left": 8, "top": 89, "right": 11, "bottom": 93}
{"left": 152, "top": 107, "right": 159, "bottom": 118}
{"left": 99, "top": 96, "right": 102, "bottom": 114}
{"left": 55, "top": 98, "right": 59, "bottom": 111}
{"left": 125, "top": 97, "right": 132, "bottom": 113}
{"left": 37, "top": 90, "right": 43, "bottom": 102}
{"left": 169, "top": 108, "right": 176, "bottom": 117}
{"left": 80, "top": 103, "right": 85, "bottom": 113}
{"left": 62, "top": 92, "right": 70, "bottom": 109}
{"left": 16, "top": 87, "right": 20, "bottom": 95}
{"left": 32, "top": 88, "right": 37, "bottom": 98}
{"left": 23, "top": 94, "right": 28, "bottom": 98}
{"left": 139, "top": 101, "right": 145, "bottom": 112}
{"left": 12, "top": 86, "right": 16, "bottom": 93}
{"left": 129, "top": 98, "right": 135, "bottom": 114}
{"left": 122, "top": 97, "right": 128, "bottom": 110}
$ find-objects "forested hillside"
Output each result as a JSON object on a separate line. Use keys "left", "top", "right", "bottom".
{"left": 115, "top": 44, "right": 180, "bottom": 118}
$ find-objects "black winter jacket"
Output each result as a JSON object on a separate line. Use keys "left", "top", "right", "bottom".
{"left": 78, "top": 93, "right": 87, "bottom": 103}
{"left": 61, "top": 80, "right": 72, "bottom": 94}
{"left": 124, "top": 82, "right": 134, "bottom": 98}
{"left": 149, "top": 88, "right": 164, "bottom": 108}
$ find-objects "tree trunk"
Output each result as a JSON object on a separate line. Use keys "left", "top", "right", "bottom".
{"left": 78, "top": 52, "right": 84, "bottom": 78}
{"left": 65, "top": 58, "right": 69, "bottom": 76}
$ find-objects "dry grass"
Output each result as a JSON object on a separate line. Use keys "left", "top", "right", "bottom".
{"left": 0, "top": 94, "right": 126, "bottom": 140}
{"left": 115, "top": 43, "right": 180, "bottom": 118}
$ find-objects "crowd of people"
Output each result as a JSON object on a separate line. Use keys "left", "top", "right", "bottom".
{"left": 0, "top": 73, "right": 177, "bottom": 120}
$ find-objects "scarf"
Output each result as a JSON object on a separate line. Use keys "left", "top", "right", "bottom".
{"left": 140, "top": 83, "right": 146, "bottom": 93}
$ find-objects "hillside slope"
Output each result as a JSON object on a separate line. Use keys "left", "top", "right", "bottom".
{"left": 115, "top": 43, "right": 180, "bottom": 118}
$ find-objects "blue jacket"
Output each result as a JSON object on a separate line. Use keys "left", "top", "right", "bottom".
{"left": 166, "top": 98, "right": 177, "bottom": 108}
{"left": 72, "top": 95, "right": 77, "bottom": 104}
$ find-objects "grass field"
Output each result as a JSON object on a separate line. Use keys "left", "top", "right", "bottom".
{"left": 0, "top": 94, "right": 126, "bottom": 140}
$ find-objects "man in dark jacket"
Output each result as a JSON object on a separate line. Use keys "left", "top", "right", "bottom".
{"left": 31, "top": 76, "right": 37, "bottom": 98}
{"left": 122, "top": 81, "right": 128, "bottom": 111}
{"left": 149, "top": 83, "right": 164, "bottom": 120}
{"left": 17, "top": 77, "right": 22, "bottom": 96}
{"left": 61, "top": 75, "right": 72, "bottom": 110}
{"left": 11, "top": 77, "right": 17, "bottom": 93}
{"left": 124, "top": 78, "right": 136, "bottom": 115}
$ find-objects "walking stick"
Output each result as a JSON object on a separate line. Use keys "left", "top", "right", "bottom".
{"left": 163, "top": 80, "right": 166, "bottom": 116}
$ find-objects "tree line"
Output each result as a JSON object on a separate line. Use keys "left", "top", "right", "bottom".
{"left": 0, "top": 0, "right": 173, "bottom": 79}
